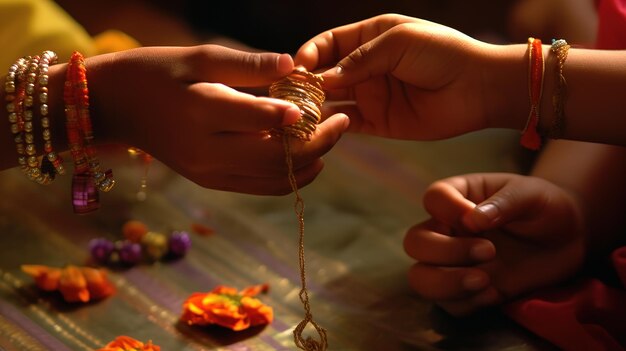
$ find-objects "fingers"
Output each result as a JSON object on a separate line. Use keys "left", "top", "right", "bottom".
{"left": 408, "top": 264, "right": 491, "bottom": 300}
{"left": 460, "top": 175, "right": 549, "bottom": 233}
{"left": 295, "top": 14, "right": 417, "bottom": 70}
{"left": 423, "top": 173, "right": 541, "bottom": 233}
{"left": 187, "top": 112, "right": 347, "bottom": 194}
{"left": 404, "top": 219, "right": 496, "bottom": 266}
{"left": 189, "top": 82, "right": 354, "bottom": 135}
{"left": 185, "top": 45, "right": 294, "bottom": 86}
{"left": 201, "top": 159, "right": 326, "bottom": 196}
{"left": 320, "top": 26, "right": 411, "bottom": 89}
{"left": 301, "top": 112, "right": 351, "bottom": 159}
{"left": 210, "top": 113, "right": 349, "bottom": 175}
{"left": 188, "top": 83, "right": 301, "bottom": 132}
{"left": 422, "top": 177, "right": 478, "bottom": 228}
{"left": 405, "top": 220, "right": 503, "bottom": 316}
{"left": 173, "top": 113, "right": 349, "bottom": 194}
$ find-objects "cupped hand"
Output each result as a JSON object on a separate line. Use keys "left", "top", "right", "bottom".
{"left": 404, "top": 173, "right": 586, "bottom": 316}
{"left": 87, "top": 45, "right": 349, "bottom": 195}
{"left": 295, "top": 14, "right": 493, "bottom": 140}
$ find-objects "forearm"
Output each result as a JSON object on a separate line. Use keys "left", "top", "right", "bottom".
{"left": 485, "top": 44, "right": 626, "bottom": 146}
{"left": 531, "top": 140, "right": 626, "bottom": 256}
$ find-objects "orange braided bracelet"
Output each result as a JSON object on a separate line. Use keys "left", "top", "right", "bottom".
{"left": 521, "top": 37, "right": 545, "bottom": 150}
{"left": 65, "top": 51, "right": 115, "bottom": 214}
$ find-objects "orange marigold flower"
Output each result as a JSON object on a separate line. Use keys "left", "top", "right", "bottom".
{"left": 181, "top": 284, "right": 273, "bottom": 331}
{"left": 81, "top": 266, "right": 116, "bottom": 300}
{"left": 21, "top": 265, "right": 61, "bottom": 291}
{"left": 58, "top": 265, "right": 89, "bottom": 303}
{"left": 122, "top": 220, "right": 148, "bottom": 243}
{"left": 96, "top": 335, "right": 160, "bottom": 351}
{"left": 21, "top": 264, "right": 114, "bottom": 303}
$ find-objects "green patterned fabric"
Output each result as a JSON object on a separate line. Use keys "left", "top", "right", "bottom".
{"left": 0, "top": 131, "right": 549, "bottom": 350}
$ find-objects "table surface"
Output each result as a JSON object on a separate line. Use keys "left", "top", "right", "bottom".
{"left": 0, "top": 131, "right": 555, "bottom": 350}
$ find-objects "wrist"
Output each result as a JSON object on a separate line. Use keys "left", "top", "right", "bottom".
{"left": 481, "top": 43, "right": 533, "bottom": 131}
{"left": 85, "top": 52, "right": 134, "bottom": 148}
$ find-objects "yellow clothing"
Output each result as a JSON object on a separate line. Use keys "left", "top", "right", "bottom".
{"left": 0, "top": 0, "right": 94, "bottom": 68}
{"left": 0, "top": 0, "right": 139, "bottom": 69}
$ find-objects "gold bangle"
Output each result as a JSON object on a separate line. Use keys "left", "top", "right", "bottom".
{"left": 269, "top": 68, "right": 325, "bottom": 141}
{"left": 548, "top": 39, "right": 570, "bottom": 139}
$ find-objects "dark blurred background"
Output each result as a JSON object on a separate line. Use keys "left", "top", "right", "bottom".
{"left": 55, "top": 0, "right": 521, "bottom": 53}
{"left": 181, "top": 0, "right": 516, "bottom": 52}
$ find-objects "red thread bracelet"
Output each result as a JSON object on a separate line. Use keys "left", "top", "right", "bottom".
{"left": 65, "top": 52, "right": 97, "bottom": 213}
{"left": 65, "top": 51, "right": 114, "bottom": 214}
{"left": 521, "top": 37, "right": 544, "bottom": 150}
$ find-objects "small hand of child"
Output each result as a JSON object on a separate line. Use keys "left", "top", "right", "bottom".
{"left": 294, "top": 14, "right": 495, "bottom": 140}
{"left": 404, "top": 173, "right": 586, "bottom": 316}
{"left": 87, "top": 45, "right": 349, "bottom": 195}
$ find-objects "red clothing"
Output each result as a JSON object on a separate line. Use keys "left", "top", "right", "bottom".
{"left": 505, "top": 248, "right": 626, "bottom": 350}
{"left": 597, "top": 0, "right": 626, "bottom": 49}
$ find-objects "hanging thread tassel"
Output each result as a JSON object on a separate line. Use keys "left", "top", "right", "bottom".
{"left": 271, "top": 68, "right": 328, "bottom": 351}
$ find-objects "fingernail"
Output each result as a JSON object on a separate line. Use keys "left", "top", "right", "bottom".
{"left": 475, "top": 203, "right": 500, "bottom": 223}
{"left": 276, "top": 53, "right": 294, "bottom": 75}
{"left": 470, "top": 241, "right": 495, "bottom": 261}
{"left": 340, "top": 114, "right": 350, "bottom": 130}
{"left": 283, "top": 105, "right": 302, "bottom": 125}
{"left": 463, "top": 273, "right": 488, "bottom": 291}
{"left": 322, "top": 65, "right": 343, "bottom": 78}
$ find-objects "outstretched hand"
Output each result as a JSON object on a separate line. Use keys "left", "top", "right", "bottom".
{"left": 295, "top": 14, "right": 496, "bottom": 140}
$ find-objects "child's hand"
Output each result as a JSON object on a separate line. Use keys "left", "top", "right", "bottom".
{"left": 404, "top": 173, "right": 586, "bottom": 316}
{"left": 295, "top": 14, "right": 515, "bottom": 140}
{"left": 87, "top": 45, "right": 349, "bottom": 195}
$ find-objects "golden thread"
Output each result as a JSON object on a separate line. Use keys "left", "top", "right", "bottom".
{"left": 270, "top": 68, "right": 324, "bottom": 141}
{"left": 270, "top": 69, "right": 328, "bottom": 351}
{"left": 283, "top": 136, "right": 328, "bottom": 351}
{"left": 128, "top": 147, "right": 153, "bottom": 201}
{"left": 548, "top": 39, "right": 570, "bottom": 139}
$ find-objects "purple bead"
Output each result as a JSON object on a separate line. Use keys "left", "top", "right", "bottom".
{"left": 168, "top": 231, "right": 191, "bottom": 257}
{"left": 89, "top": 238, "right": 114, "bottom": 264}
{"left": 117, "top": 241, "right": 142, "bottom": 265}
